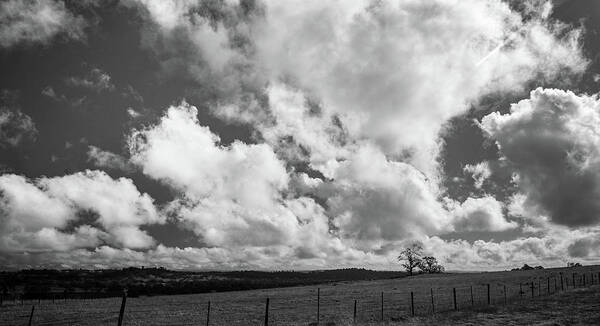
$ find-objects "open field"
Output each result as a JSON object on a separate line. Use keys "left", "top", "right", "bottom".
{"left": 1, "top": 265, "right": 599, "bottom": 325}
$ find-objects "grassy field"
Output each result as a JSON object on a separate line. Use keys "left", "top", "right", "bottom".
{"left": 1, "top": 265, "right": 599, "bottom": 325}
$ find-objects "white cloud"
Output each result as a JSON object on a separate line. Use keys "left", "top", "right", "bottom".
{"left": 0, "top": 170, "right": 164, "bottom": 252}
{"left": 87, "top": 145, "right": 134, "bottom": 172}
{"left": 481, "top": 88, "right": 600, "bottom": 227}
{"left": 322, "top": 144, "right": 450, "bottom": 247}
{"left": 126, "top": 107, "right": 141, "bottom": 118}
{"left": 0, "top": 106, "right": 37, "bottom": 147}
{"left": 464, "top": 161, "right": 492, "bottom": 189}
{"left": 248, "top": 0, "right": 586, "bottom": 175}
{"left": 128, "top": 102, "right": 342, "bottom": 255}
{"left": 66, "top": 68, "right": 115, "bottom": 93}
{"left": 0, "top": 0, "right": 87, "bottom": 48}
{"left": 449, "top": 196, "right": 517, "bottom": 232}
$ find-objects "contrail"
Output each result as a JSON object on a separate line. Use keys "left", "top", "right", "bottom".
{"left": 475, "top": 41, "right": 506, "bottom": 67}
{"left": 475, "top": 32, "right": 519, "bottom": 67}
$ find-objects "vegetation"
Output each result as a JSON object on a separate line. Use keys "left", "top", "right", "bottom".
{"left": 0, "top": 267, "right": 404, "bottom": 299}
{"left": 397, "top": 242, "right": 445, "bottom": 275}
{"left": 1, "top": 264, "right": 598, "bottom": 325}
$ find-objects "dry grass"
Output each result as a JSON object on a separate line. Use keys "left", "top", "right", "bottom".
{"left": 1, "top": 265, "right": 598, "bottom": 325}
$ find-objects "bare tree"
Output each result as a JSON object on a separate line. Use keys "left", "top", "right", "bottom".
{"left": 419, "top": 256, "right": 445, "bottom": 273}
{"left": 397, "top": 242, "right": 423, "bottom": 276}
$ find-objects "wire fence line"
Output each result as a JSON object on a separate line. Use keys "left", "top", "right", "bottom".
{"left": 1, "top": 269, "right": 599, "bottom": 325}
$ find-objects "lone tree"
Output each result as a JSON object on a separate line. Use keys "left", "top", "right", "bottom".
{"left": 397, "top": 242, "right": 423, "bottom": 276}
{"left": 419, "top": 256, "right": 445, "bottom": 274}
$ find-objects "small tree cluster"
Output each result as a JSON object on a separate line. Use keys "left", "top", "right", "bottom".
{"left": 397, "top": 242, "right": 444, "bottom": 276}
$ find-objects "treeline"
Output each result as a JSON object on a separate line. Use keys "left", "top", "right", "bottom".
{"left": 0, "top": 268, "right": 404, "bottom": 299}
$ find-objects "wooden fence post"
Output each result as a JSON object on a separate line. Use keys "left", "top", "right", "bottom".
{"left": 430, "top": 288, "right": 435, "bottom": 313}
{"left": 411, "top": 291, "right": 415, "bottom": 317}
{"left": 530, "top": 282, "right": 534, "bottom": 298}
{"left": 317, "top": 288, "right": 320, "bottom": 325}
{"left": 538, "top": 279, "right": 541, "bottom": 296}
{"left": 560, "top": 273, "right": 564, "bottom": 291}
{"left": 519, "top": 283, "right": 523, "bottom": 299}
{"left": 453, "top": 288, "right": 457, "bottom": 310}
{"left": 28, "top": 305, "right": 35, "bottom": 326}
{"left": 573, "top": 273, "right": 576, "bottom": 288}
{"left": 583, "top": 274, "right": 586, "bottom": 286}
{"left": 554, "top": 278, "right": 557, "bottom": 292}
{"left": 487, "top": 284, "right": 490, "bottom": 305}
{"left": 380, "top": 292, "right": 384, "bottom": 321}
{"left": 353, "top": 300, "right": 357, "bottom": 323}
{"left": 264, "top": 298, "right": 269, "bottom": 326}
{"left": 206, "top": 301, "right": 211, "bottom": 326}
{"left": 547, "top": 277, "right": 550, "bottom": 294}
{"left": 470, "top": 286, "right": 474, "bottom": 307}
{"left": 503, "top": 285, "right": 507, "bottom": 305}
{"left": 117, "top": 289, "right": 127, "bottom": 326}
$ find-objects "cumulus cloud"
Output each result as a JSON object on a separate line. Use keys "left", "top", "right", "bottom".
{"left": 481, "top": 88, "right": 600, "bottom": 227}
{"left": 128, "top": 102, "right": 342, "bottom": 258}
{"left": 0, "top": 106, "right": 37, "bottom": 147}
{"left": 449, "top": 196, "right": 517, "bottom": 232}
{"left": 244, "top": 0, "right": 587, "bottom": 175}
{"left": 0, "top": 170, "right": 164, "bottom": 252}
{"left": 322, "top": 144, "right": 449, "bottom": 247}
{"left": 66, "top": 68, "right": 115, "bottom": 93}
{"left": 125, "top": 0, "right": 587, "bottom": 179}
{"left": 87, "top": 145, "right": 135, "bottom": 172}
{"left": 0, "top": 0, "right": 87, "bottom": 48}
{"left": 464, "top": 161, "right": 492, "bottom": 189}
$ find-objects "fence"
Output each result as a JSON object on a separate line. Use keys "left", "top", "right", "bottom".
{"left": 1, "top": 269, "right": 599, "bottom": 325}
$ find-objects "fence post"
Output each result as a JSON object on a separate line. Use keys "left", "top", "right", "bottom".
{"left": 583, "top": 274, "right": 586, "bottom": 286}
{"left": 538, "top": 279, "right": 541, "bottom": 296}
{"left": 547, "top": 277, "right": 550, "bottom": 294}
{"left": 573, "top": 273, "right": 576, "bottom": 288}
{"left": 453, "top": 288, "right": 457, "bottom": 310}
{"left": 554, "top": 278, "right": 557, "bottom": 293}
{"left": 470, "top": 286, "right": 474, "bottom": 307}
{"left": 560, "top": 273, "right": 564, "bottom": 291}
{"left": 430, "top": 288, "right": 435, "bottom": 313}
{"left": 317, "top": 288, "right": 320, "bottom": 325}
{"left": 206, "top": 301, "right": 211, "bottom": 326}
{"left": 117, "top": 289, "right": 127, "bottom": 326}
{"left": 28, "top": 305, "right": 35, "bottom": 326}
{"left": 519, "top": 283, "right": 523, "bottom": 299}
{"left": 353, "top": 299, "right": 357, "bottom": 323}
{"left": 503, "top": 285, "right": 507, "bottom": 305}
{"left": 531, "top": 282, "right": 534, "bottom": 298}
{"left": 264, "top": 298, "right": 269, "bottom": 326}
{"left": 380, "top": 292, "right": 384, "bottom": 321}
{"left": 487, "top": 284, "right": 490, "bottom": 305}
{"left": 411, "top": 291, "right": 415, "bottom": 317}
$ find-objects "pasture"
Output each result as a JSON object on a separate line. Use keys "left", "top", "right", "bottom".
{"left": 1, "top": 265, "right": 599, "bottom": 325}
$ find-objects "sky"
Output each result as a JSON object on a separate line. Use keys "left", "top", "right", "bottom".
{"left": 1, "top": 0, "right": 600, "bottom": 271}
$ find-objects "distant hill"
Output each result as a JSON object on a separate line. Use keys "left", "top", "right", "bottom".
{"left": 0, "top": 268, "right": 405, "bottom": 299}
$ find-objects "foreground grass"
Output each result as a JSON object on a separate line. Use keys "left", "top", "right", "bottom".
{"left": 1, "top": 266, "right": 599, "bottom": 325}
{"left": 398, "top": 285, "right": 600, "bottom": 326}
